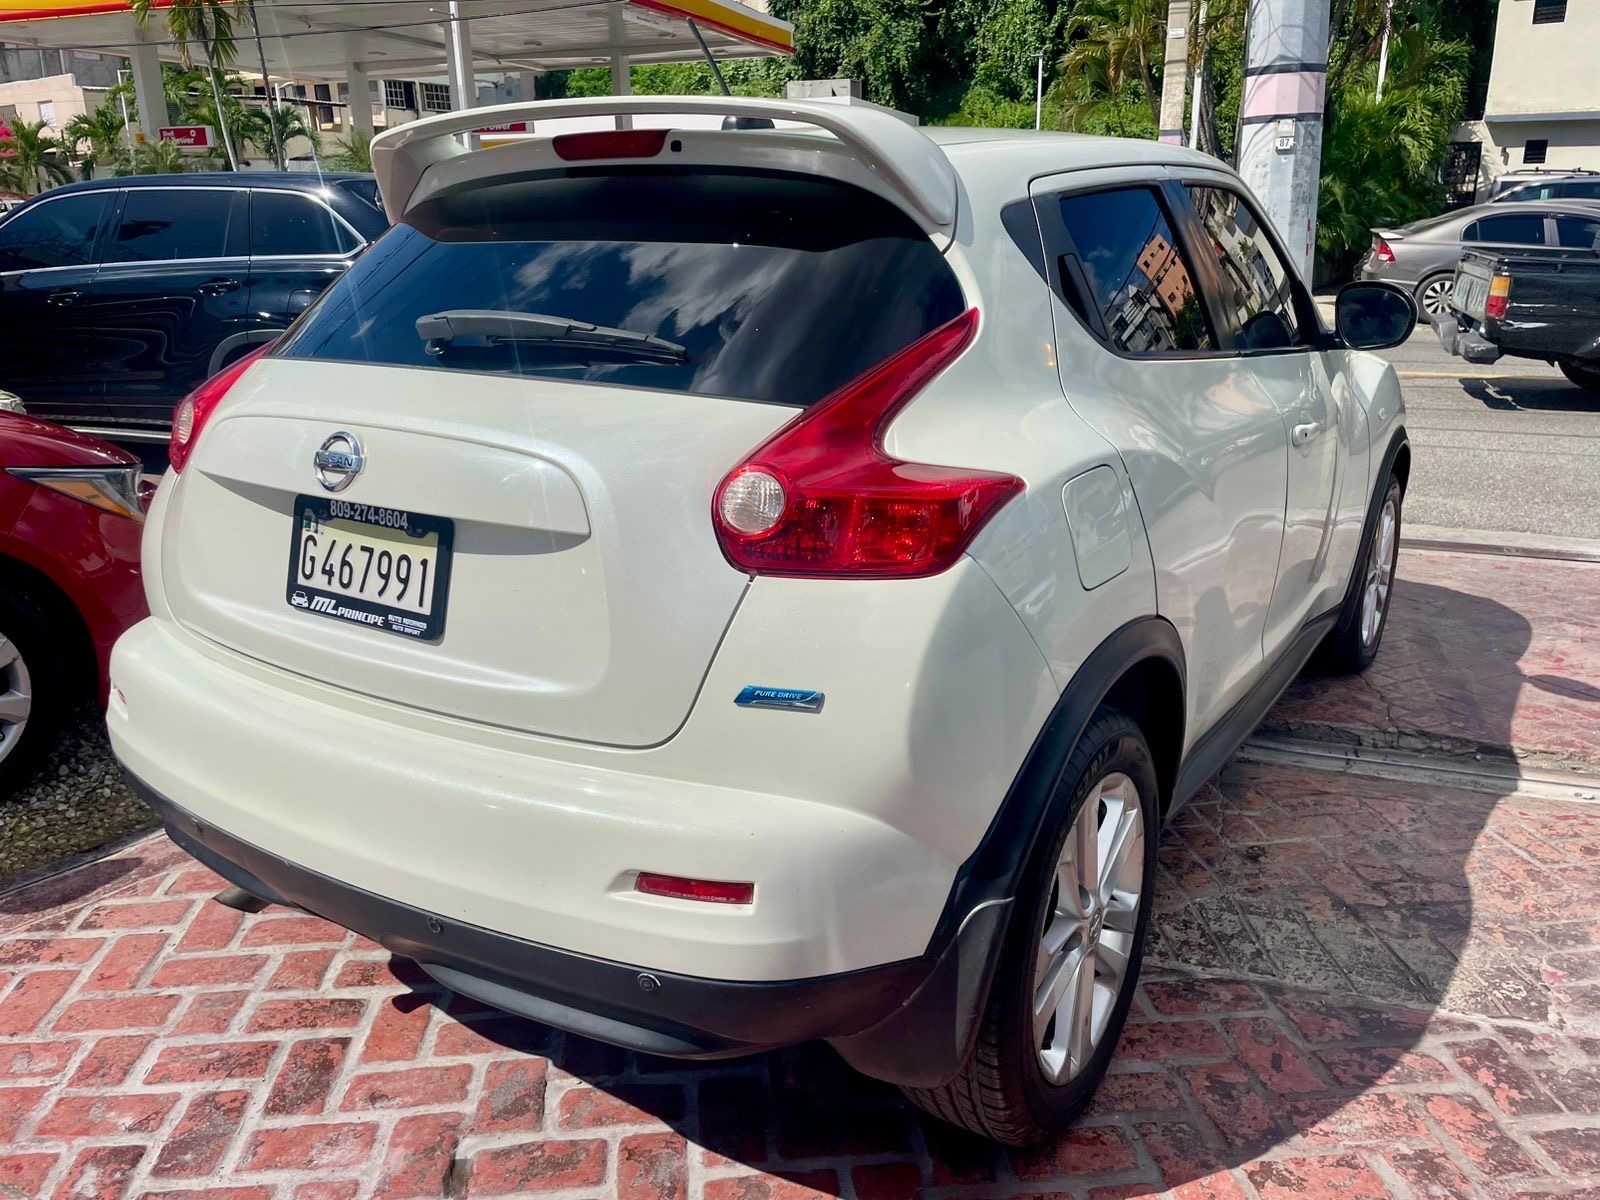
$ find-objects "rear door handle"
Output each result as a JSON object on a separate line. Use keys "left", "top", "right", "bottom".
{"left": 46, "top": 289, "right": 83, "bottom": 307}
{"left": 198, "top": 278, "right": 242, "bottom": 296}
{"left": 1291, "top": 421, "right": 1323, "bottom": 448}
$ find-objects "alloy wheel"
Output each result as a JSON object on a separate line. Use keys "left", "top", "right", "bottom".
{"left": 1034, "top": 771, "right": 1145, "bottom": 1085}
{"left": 1419, "top": 277, "right": 1452, "bottom": 317}
{"left": 1361, "top": 496, "right": 1399, "bottom": 648}
{"left": 0, "top": 634, "right": 32, "bottom": 766}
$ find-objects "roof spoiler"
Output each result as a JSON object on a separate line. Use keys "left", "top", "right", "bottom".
{"left": 369, "top": 94, "right": 959, "bottom": 235}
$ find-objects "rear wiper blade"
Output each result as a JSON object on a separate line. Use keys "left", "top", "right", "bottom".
{"left": 416, "top": 310, "right": 687, "bottom": 364}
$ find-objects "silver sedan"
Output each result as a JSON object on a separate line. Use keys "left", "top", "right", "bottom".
{"left": 1355, "top": 199, "right": 1600, "bottom": 319}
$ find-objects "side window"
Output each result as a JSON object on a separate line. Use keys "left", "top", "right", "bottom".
{"left": 108, "top": 189, "right": 246, "bottom": 263}
{"left": 1186, "top": 185, "right": 1304, "bottom": 351}
{"left": 1465, "top": 214, "right": 1546, "bottom": 245}
{"left": 1054, "top": 187, "right": 1214, "bottom": 354}
{"left": 1562, "top": 180, "right": 1600, "bottom": 199}
{"left": 1555, "top": 216, "right": 1600, "bottom": 249}
{"left": 250, "top": 192, "right": 360, "bottom": 256}
{"left": 0, "top": 192, "right": 112, "bottom": 271}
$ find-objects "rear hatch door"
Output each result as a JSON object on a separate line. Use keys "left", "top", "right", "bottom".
{"left": 166, "top": 158, "right": 965, "bottom": 746}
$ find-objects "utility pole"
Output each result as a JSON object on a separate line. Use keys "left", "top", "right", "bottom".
{"left": 1188, "top": 0, "right": 1209, "bottom": 150}
{"left": 1035, "top": 51, "right": 1045, "bottom": 130}
{"left": 1157, "top": 0, "right": 1192, "bottom": 144}
{"left": 1235, "top": 0, "right": 1330, "bottom": 281}
{"left": 1375, "top": 0, "right": 1394, "bottom": 102}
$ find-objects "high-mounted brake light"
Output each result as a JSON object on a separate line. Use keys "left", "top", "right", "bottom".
{"left": 1486, "top": 274, "right": 1512, "bottom": 321}
{"left": 552, "top": 128, "right": 670, "bottom": 161}
{"left": 713, "top": 308, "right": 1023, "bottom": 579}
{"left": 1373, "top": 237, "right": 1396, "bottom": 264}
{"left": 169, "top": 344, "right": 273, "bottom": 473}
{"left": 635, "top": 872, "right": 755, "bottom": 905}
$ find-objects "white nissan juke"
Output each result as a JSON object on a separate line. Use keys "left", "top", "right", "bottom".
{"left": 109, "top": 96, "right": 1413, "bottom": 1145}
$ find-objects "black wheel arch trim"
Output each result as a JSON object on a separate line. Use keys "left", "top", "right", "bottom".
{"left": 832, "top": 615, "right": 1185, "bottom": 1087}
{"left": 1328, "top": 426, "right": 1409, "bottom": 647}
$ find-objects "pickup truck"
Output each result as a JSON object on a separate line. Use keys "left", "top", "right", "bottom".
{"left": 1435, "top": 242, "right": 1600, "bottom": 393}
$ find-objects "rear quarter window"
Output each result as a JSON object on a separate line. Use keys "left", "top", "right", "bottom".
{"left": 276, "top": 167, "right": 964, "bottom": 407}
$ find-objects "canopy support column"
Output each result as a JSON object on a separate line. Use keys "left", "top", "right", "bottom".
{"left": 128, "top": 25, "right": 166, "bottom": 143}
{"left": 608, "top": 3, "right": 632, "bottom": 129}
{"left": 344, "top": 34, "right": 375, "bottom": 137}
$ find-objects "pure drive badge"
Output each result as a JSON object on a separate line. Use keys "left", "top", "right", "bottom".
{"left": 734, "top": 686, "right": 825, "bottom": 713}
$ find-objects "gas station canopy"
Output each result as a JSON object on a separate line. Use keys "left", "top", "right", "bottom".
{"left": 0, "top": 0, "right": 794, "bottom": 78}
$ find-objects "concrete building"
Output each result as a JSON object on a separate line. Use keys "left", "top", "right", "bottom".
{"left": 0, "top": 71, "right": 106, "bottom": 137}
{"left": 1452, "top": 0, "right": 1600, "bottom": 202}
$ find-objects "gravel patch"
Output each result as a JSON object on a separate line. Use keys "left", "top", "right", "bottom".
{"left": 0, "top": 705, "right": 156, "bottom": 881}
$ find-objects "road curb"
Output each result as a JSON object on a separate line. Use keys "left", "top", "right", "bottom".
{"left": 1403, "top": 523, "right": 1600, "bottom": 564}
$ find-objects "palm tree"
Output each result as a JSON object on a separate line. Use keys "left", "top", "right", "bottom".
{"left": 0, "top": 120, "right": 72, "bottom": 194}
{"left": 64, "top": 102, "right": 130, "bottom": 180}
{"left": 328, "top": 128, "right": 373, "bottom": 173}
{"left": 129, "top": 0, "right": 244, "bottom": 169}
{"left": 1058, "top": 0, "right": 1166, "bottom": 130}
{"left": 240, "top": 101, "right": 319, "bottom": 163}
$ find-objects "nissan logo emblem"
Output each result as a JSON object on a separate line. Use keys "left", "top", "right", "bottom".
{"left": 313, "top": 431, "right": 365, "bottom": 492}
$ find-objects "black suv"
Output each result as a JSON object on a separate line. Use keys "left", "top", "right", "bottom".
{"left": 0, "top": 173, "right": 389, "bottom": 435}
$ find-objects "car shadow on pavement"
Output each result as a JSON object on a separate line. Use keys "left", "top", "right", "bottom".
{"left": 380, "top": 570, "right": 1591, "bottom": 1194}
{"left": 1464, "top": 376, "right": 1600, "bottom": 413}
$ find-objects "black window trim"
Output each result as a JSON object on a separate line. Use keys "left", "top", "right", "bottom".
{"left": 0, "top": 187, "right": 118, "bottom": 276}
{"left": 1168, "top": 175, "right": 1329, "bottom": 357}
{"left": 1032, "top": 178, "right": 1227, "bottom": 363}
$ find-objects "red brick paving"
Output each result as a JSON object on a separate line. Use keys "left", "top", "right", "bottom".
{"left": 0, "top": 762, "right": 1596, "bottom": 1198}
{"left": 1265, "top": 548, "right": 1600, "bottom": 768}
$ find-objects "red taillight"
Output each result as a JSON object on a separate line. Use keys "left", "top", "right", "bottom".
{"left": 552, "top": 129, "right": 670, "bottom": 161}
{"left": 1373, "top": 237, "right": 1396, "bottom": 263}
{"left": 1486, "top": 274, "right": 1512, "bottom": 321}
{"left": 712, "top": 309, "right": 1022, "bottom": 579}
{"left": 168, "top": 344, "right": 272, "bottom": 473}
{"left": 635, "top": 872, "right": 755, "bottom": 905}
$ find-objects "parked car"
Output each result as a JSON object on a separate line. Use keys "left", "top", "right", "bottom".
{"left": 1436, "top": 241, "right": 1600, "bottom": 392}
{"left": 1491, "top": 168, "right": 1600, "bottom": 202}
{"left": 1356, "top": 199, "right": 1600, "bottom": 318}
{"left": 0, "top": 173, "right": 388, "bottom": 438}
{"left": 0, "top": 413, "right": 147, "bottom": 789}
{"left": 108, "top": 97, "right": 1415, "bottom": 1146}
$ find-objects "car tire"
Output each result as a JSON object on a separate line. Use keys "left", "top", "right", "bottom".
{"left": 0, "top": 585, "right": 75, "bottom": 793}
{"left": 1559, "top": 361, "right": 1600, "bottom": 394}
{"left": 1313, "top": 474, "right": 1403, "bottom": 675}
{"left": 902, "top": 707, "right": 1159, "bottom": 1146}
{"left": 1414, "top": 273, "right": 1454, "bottom": 321}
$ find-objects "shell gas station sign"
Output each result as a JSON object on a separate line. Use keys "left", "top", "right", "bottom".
{"left": 0, "top": 0, "right": 175, "bottom": 18}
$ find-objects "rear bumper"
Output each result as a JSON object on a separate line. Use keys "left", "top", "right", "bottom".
{"left": 1433, "top": 312, "right": 1503, "bottom": 364}
{"left": 136, "top": 774, "right": 932, "bottom": 1058}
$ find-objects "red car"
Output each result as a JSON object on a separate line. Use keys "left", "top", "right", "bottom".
{"left": 0, "top": 412, "right": 147, "bottom": 789}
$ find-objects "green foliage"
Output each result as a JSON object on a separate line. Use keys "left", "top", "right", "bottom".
{"left": 1057, "top": 0, "right": 1164, "bottom": 128}
{"left": 328, "top": 128, "right": 374, "bottom": 173}
{"left": 544, "top": 58, "right": 794, "bottom": 102}
{"left": 0, "top": 119, "right": 71, "bottom": 195}
{"left": 128, "top": 0, "right": 242, "bottom": 71}
{"left": 64, "top": 102, "right": 130, "bottom": 180}
{"left": 238, "top": 102, "right": 320, "bottom": 161}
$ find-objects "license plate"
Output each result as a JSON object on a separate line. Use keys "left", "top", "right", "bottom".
{"left": 1453, "top": 273, "right": 1489, "bottom": 320}
{"left": 286, "top": 495, "right": 453, "bottom": 641}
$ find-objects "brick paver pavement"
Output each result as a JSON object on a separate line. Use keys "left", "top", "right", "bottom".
{"left": 2, "top": 759, "right": 1597, "bottom": 1200}
{"left": 1265, "top": 548, "right": 1600, "bottom": 769}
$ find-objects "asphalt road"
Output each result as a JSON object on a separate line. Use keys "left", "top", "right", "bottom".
{"left": 1374, "top": 322, "right": 1600, "bottom": 541}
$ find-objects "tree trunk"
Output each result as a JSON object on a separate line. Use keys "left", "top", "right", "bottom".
{"left": 1137, "top": 44, "right": 1161, "bottom": 128}
{"left": 205, "top": 60, "right": 241, "bottom": 171}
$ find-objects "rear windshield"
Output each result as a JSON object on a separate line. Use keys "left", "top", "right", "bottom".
{"left": 276, "top": 167, "right": 964, "bottom": 407}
